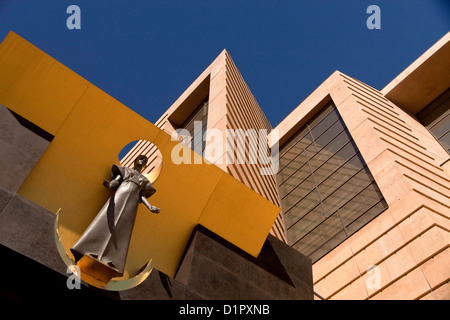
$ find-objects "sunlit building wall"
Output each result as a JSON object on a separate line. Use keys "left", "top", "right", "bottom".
{"left": 125, "top": 32, "right": 450, "bottom": 300}
{"left": 271, "top": 31, "right": 450, "bottom": 299}
{"left": 121, "top": 50, "right": 287, "bottom": 243}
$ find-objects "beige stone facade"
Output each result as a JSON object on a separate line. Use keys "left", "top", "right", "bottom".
{"left": 272, "top": 32, "right": 450, "bottom": 299}
{"left": 121, "top": 49, "right": 287, "bottom": 243}
{"left": 124, "top": 31, "right": 449, "bottom": 299}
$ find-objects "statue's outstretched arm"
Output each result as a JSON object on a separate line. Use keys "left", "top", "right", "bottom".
{"left": 141, "top": 196, "right": 160, "bottom": 214}
{"left": 103, "top": 175, "right": 122, "bottom": 188}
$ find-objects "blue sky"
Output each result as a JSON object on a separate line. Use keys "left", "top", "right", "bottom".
{"left": 0, "top": 1, "right": 449, "bottom": 127}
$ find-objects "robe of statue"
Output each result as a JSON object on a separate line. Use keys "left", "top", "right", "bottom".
{"left": 70, "top": 164, "right": 156, "bottom": 275}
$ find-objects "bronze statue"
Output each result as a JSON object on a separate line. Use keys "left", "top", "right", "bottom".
{"left": 70, "top": 154, "right": 160, "bottom": 276}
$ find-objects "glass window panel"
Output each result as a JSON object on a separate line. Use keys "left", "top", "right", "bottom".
{"left": 192, "top": 130, "right": 204, "bottom": 150}
{"left": 345, "top": 151, "right": 368, "bottom": 170}
{"left": 280, "top": 136, "right": 311, "bottom": 160}
{"left": 345, "top": 199, "right": 387, "bottom": 236}
{"left": 308, "top": 148, "right": 332, "bottom": 172}
{"left": 276, "top": 166, "right": 298, "bottom": 185}
{"left": 352, "top": 166, "right": 374, "bottom": 185}
{"left": 339, "top": 183, "right": 383, "bottom": 227}
{"left": 281, "top": 145, "right": 302, "bottom": 162}
{"left": 336, "top": 140, "right": 359, "bottom": 161}
{"left": 317, "top": 156, "right": 366, "bottom": 200}
{"left": 292, "top": 211, "right": 343, "bottom": 256}
{"left": 438, "top": 130, "right": 450, "bottom": 150}
{"left": 324, "top": 139, "right": 356, "bottom": 164}
{"left": 183, "top": 122, "right": 194, "bottom": 134}
{"left": 279, "top": 165, "right": 311, "bottom": 197}
{"left": 336, "top": 159, "right": 367, "bottom": 183}
{"left": 280, "top": 126, "right": 310, "bottom": 156}
{"left": 429, "top": 114, "right": 450, "bottom": 139}
{"left": 418, "top": 89, "right": 450, "bottom": 125}
{"left": 279, "top": 178, "right": 302, "bottom": 198}
{"left": 282, "top": 175, "right": 316, "bottom": 209}
{"left": 314, "top": 163, "right": 341, "bottom": 191}
{"left": 314, "top": 118, "right": 346, "bottom": 149}
{"left": 308, "top": 230, "right": 347, "bottom": 263}
{"left": 312, "top": 144, "right": 358, "bottom": 186}
{"left": 179, "top": 99, "right": 209, "bottom": 155}
{"left": 285, "top": 158, "right": 308, "bottom": 175}
{"left": 287, "top": 207, "right": 325, "bottom": 244}
{"left": 281, "top": 150, "right": 308, "bottom": 172}
{"left": 292, "top": 237, "right": 318, "bottom": 258}
{"left": 317, "top": 157, "right": 356, "bottom": 189}
{"left": 321, "top": 167, "right": 373, "bottom": 215}
{"left": 282, "top": 147, "right": 302, "bottom": 164}
{"left": 339, "top": 154, "right": 366, "bottom": 174}
{"left": 308, "top": 103, "right": 335, "bottom": 130}
{"left": 318, "top": 172, "right": 351, "bottom": 202}
{"left": 422, "top": 93, "right": 450, "bottom": 127}
{"left": 280, "top": 152, "right": 296, "bottom": 165}
{"left": 417, "top": 89, "right": 450, "bottom": 155}
{"left": 290, "top": 138, "right": 312, "bottom": 154}
{"left": 278, "top": 156, "right": 294, "bottom": 170}
{"left": 279, "top": 141, "right": 311, "bottom": 171}
{"left": 304, "top": 137, "right": 318, "bottom": 158}
{"left": 314, "top": 160, "right": 340, "bottom": 185}
{"left": 284, "top": 205, "right": 305, "bottom": 229}
{"left": 322, "top": 189, "right": 350, "bottom": 215}
{"left": 278, "top": 157, "right": 294, "bottom": 173}
{"left": 310, "top": 108, "right": 340, "bottom": 141}
{"left": 284, "top": 190, "right": 322, "bottom": 228}
{"left": 277, "top": 101, "right": 388, "bottom": 261}
{"left": 290, "top": 175, "right": 316, "bottom": 200}
{"left": 316, "top": 129, "right": 351, "bottom": 158}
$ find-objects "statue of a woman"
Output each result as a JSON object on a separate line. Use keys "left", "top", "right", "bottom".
{"left": 70, "top": 154, "right": 160, "bottom": 276}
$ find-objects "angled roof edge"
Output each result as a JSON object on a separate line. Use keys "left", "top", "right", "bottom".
{"left": 381, "top": 31, "right": 450, "bottom": 114}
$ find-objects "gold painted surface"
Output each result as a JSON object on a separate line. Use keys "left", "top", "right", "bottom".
{"left": 0, "top": 31, "right": 89, "bottom": 135}
{"left": 0, "top": 31, "right": 280, "bottom": 279}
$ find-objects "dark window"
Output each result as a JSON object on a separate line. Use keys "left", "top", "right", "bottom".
{"left": 417, "top": 88, "right": 450, "bottom": 155}
{"left": 179, "top": 97, "right": 209, "bottom": 157}
{"left": 277, "top": 102, "right": 388, "bottom": 263}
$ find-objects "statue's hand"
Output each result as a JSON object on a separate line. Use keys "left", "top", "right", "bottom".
{"left": 140, "top": 195, "right": 160, "bottom": 214}
{"left": 103, "top": 179, "right": 119, "bottom": 188}
{"left": 149, "top": 206, "right": 160, "bottom": 214}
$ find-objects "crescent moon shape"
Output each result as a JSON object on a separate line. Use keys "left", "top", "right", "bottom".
{"left": 54, "top": 208, "right": 153, "bottom": 291}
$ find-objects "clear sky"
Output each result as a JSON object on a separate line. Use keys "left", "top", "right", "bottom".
{"left": 0, "top": 0, "right": 449, "bottom": 127}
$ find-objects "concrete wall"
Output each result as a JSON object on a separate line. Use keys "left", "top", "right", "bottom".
{"left": 0, "top": 104, "right": 51, "bottom": 193}
{"left": 175, "top": 225, "right": 312, "bottom": 300}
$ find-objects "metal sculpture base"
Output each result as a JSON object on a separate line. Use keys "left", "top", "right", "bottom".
{"left": 76, "top": 255, "right": 121, "bottom": 289}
